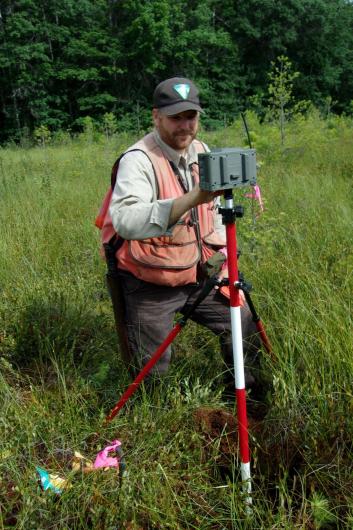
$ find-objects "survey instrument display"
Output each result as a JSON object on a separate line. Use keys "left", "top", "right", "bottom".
{"left": 198, "top": 148, "right": 257, "bottom": 191}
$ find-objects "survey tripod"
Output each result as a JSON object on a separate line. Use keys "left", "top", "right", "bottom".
{"left": 104, "top": 184, "right": 272, "bottom": 508}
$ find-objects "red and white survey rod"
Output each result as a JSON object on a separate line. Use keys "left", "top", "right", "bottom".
{"left": 221, "top": 189, "right": 252, "bottom": 505}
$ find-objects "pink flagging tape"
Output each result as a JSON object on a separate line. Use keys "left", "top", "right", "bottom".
{"left": 245, "top": 184, "right": 264, "bottom": 212}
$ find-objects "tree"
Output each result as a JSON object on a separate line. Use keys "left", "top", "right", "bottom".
{"left": 267, "top": 55, "right": 299, "bottom": 145}
{"left": 1, "top": 0, "right": 353, "bottom": 142}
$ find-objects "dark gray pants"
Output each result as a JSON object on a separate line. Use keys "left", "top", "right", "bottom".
{"left": 118, "top": 270, "right": 260, "bottom": 382}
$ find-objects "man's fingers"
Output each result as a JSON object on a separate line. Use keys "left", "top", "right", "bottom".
{"left": 215, "top": 267, "right": 228, "bottom": 289}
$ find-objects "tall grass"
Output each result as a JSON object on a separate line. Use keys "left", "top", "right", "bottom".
{"left": 0, "top": 112, "right": 352, "bottom": 528}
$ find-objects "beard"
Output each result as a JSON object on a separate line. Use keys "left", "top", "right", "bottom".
{"left": 163, "top": 130, "right": 197, "bottom": 151}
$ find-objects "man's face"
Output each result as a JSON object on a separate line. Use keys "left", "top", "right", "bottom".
{"left": 152, "top": 109, "right": 199, "bottom": 152}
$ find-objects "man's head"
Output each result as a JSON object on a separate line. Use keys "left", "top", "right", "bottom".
{"left": 152, "top": 77, "right": 203, "bottom": 151}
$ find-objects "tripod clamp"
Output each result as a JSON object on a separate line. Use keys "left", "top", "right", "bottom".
{"left": 235, "top": 273, "right": 252, "bottom": 294}
{"left": 179, "top": 275, "right": 223, "bottom": 325}
{"left": 220, "top": 272, "right": 252, "bottom": 294}
{"left": 218, "top": 204, "right": 244, "bottom": 224}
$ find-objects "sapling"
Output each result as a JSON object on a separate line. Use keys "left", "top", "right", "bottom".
{"left": 267, "top": 55, "right": 299, "bottom": 146}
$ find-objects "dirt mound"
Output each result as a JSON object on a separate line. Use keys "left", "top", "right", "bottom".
{"left": 193, "top": 407, "right": 242, "bottom": 470}
{"left": 194, "top": 407, "right": 237, "bottom": 441}
{"left": 193, "top": 406, "right": 304, "bottom": 482}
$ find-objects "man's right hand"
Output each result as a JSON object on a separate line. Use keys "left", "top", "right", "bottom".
{"left": 168, "top": 184, "right": 222, "bottom": 227}
{"left": 191, "top": 183, "right": 223, "bottom": 205}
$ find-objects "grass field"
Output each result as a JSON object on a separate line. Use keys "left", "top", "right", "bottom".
{"left": 0, "top": 111, "right": 352, "bottom": 529}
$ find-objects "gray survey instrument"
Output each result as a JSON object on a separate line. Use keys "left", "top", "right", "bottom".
{"left": 198, "top": 148, "right": 257, "bottom": 191}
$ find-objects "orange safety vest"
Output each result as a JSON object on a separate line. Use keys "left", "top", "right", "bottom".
{"left": 96, "top": 132, "right": 226, "bottom": 286}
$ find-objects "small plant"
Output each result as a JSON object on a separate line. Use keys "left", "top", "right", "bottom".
{"left": 33, "top": 124, "right": 51, "bottom": 147}
{"left": 81, "top": 116, "right": 95, "bottom": 143}
{"left": 52, "top": 129, "right": 72, "bottom": 145}
{"left": 102, "top": 112, "right": 118, "bottom": 139}
{"left": 180, "top": 377, "right": 217, "bottom": 407}
{"left": 310, "top": 492, "right": 336, "bottom": 528}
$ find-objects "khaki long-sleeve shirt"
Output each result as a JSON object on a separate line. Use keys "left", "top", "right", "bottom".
{"left": 109, "top": 129, "right": 225, "bottom": 241}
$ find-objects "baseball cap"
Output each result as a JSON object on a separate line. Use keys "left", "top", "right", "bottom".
{"left": 153, "top": 77, "right": 204, "bottom": 115}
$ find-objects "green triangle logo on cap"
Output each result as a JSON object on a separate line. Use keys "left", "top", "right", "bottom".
{"left": 173, "top": 83, "right": 190, "bottom": 100}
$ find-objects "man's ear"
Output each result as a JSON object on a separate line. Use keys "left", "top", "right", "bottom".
{"left": 152, "top": 108, "right": 159, "bottom": 126}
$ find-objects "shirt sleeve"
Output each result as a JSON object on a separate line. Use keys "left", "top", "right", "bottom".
{"left": 213, "top": 196, "right": 226, "bottom": 240}
{"left": 109, "top": 150, "right": 174, "bottom": 240}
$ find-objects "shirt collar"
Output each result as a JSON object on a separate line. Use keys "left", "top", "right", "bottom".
{"left": 153, "top": 129, "right": 198, "bottom": 168}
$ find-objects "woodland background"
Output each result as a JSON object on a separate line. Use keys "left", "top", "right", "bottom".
{"left": 1, "top": 0, "right": 353, "bottom": 143}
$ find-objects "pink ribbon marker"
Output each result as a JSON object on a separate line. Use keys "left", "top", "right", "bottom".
{"left": 93, "top": 440, "right": 121, "bottom": 469}
{"left": 245, "top": 184, "right": 264, "bottom": 212}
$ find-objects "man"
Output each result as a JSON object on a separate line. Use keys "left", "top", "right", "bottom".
{"left": 105, "top": 76, "right": 260, "bottom": 390}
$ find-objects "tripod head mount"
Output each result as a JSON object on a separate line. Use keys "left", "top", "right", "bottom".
{"left": 218, "top": 204, "right": 244, "bottom": 224}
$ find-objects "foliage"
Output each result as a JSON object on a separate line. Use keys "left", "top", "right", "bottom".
{"left": 1, "top": 0, "right": 353, "bottom": 142}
